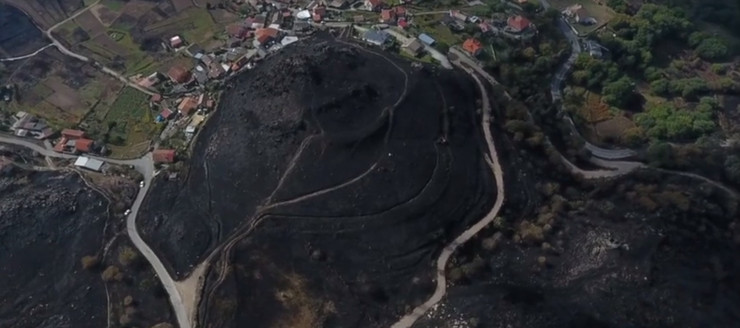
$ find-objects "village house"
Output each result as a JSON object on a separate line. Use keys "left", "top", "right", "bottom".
{"left": 254, "top": 28, "right": 281, "bottom": 48}
{"left": 364, "top": 0, "right": 384, "bottom": 12}
{"left": 156, "top": 108, "right": 175, "bottom": 122}
{"left": 380, "top": 9, "right": 396, "bottom": 23}
{"left": 251, "top": 15, "right": 267, "bottom": 29}
{"left": 53, "top": 129, "right": 95, "bottom": 154}
{"left": 169, "top": 35, "right": 184, "bottom": 48}
{"left": 402, "top": 39, "right": 424, "bottom": 56}
{"left": 419, "top": 33, "right": 436, "bottom": 46}
{"left": 150, "top": 94, "right": 162, "bottom": 104}
{"left": 507, "top": 15, "right": 532, "bottom": 33}
{"left": 11, "top": 112, "right": 53, "bottom": 139}
{"left": 167, "top": 65, "right": 192, "bottom": 84}
{"left": 178, "top": 97, "right": 199, "bottom": 116}
{"left": 462, "top": 38, "right": 483, "bottom": 57}
{"left": 153, "top": 149, "right": 176, "bottom": 164}
{"left": 362, "top": 30, "right": 390, "bottom": 46}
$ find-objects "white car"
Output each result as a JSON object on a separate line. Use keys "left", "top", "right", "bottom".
{"left": 470, "top": 16, "right": 480, "bottom": 23}
{"left": 124, "top": 209, "right": 131, "bottom": 216}
{"left": 139, "top": 181, "right": 145, "bottom": 188}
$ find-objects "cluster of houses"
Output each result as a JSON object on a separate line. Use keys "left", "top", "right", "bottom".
{"left": 53, "top": 129, "right": 101, "bottom": 155}
{"left": 10, "top": 112, "right": 53, "bottom": 139}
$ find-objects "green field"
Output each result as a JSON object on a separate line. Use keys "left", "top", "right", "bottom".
{"left": 101, "top": 87, "right": 157, "bottom": 156}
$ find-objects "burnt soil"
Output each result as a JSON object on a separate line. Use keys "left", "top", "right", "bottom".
{"left": 0, "top": 3, "right": 45, "bottom": 56}
{"left": 415, "top": 135, "right": 740, "bottom": 328}
{"left": 0, "top": 167, "right": 108, "bottom": 327}
{"left": 139, "top": 35, "right": 494, "bottom": 327}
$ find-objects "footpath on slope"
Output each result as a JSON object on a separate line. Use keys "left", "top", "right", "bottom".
{"left": 390, "top": 58, "right": 506, "bottom": 328}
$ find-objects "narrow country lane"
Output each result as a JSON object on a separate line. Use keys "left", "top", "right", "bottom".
{"left": 539, "top": 0, "right": 636, "bottom": 160}
{"left": 0, "top": 44, "right": 54, "bottom": 62}
{"left": 0, "top": 134, "right": 192, "bottom": 328}
{"left": 391, "top": 59, "right": 506, "bottom": 328}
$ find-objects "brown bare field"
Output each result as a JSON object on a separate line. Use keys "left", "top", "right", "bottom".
{"left": 577, "top": 91, "right": 611, "bottom": 123}
{"left": 595, "top": 116, "right": 636, "bottom": 140}
{"left": 74, "top": 10, "right": 106, "bottom": 37}
{"left": 43, "top": 77, "right": 85, "bottom": 115}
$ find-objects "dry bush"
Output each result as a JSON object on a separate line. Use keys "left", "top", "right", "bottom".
{"left": 80, "top": 255, "right": 100, "bottom": 270}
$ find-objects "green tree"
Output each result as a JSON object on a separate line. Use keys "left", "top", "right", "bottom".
{"left": 695, "top": 36, "right": 729, "bottom": 61}
{"left": 602, "top": 76, "right": 635, "bottom": 107}
{"left": 650, "top": 78, "right": 672, "bottom": 96}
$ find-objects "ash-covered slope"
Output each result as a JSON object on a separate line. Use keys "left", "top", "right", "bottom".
{"left": 0, "top": 167, "right": 107, "bottom": 327}
{"left": 139, "top": 36, "right": 495, "bottom": 327}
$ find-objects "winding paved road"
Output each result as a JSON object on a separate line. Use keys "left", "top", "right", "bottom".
{"left": 0, "top": 133, "right": 190, "bottom": 328}
{"left": 540, "top": 0, "right": 636, "bottom": 160}
{"left": 391, "top": 58, "right": 506, "bottom": 328}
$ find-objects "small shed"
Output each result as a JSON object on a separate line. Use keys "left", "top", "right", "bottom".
{"left": 418, "top": 33, "right": 435, "bottom": 46}
{"left": 74, "top": 156, "right": 104, "bottom": 171}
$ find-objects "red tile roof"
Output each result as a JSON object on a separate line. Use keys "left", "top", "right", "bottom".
{"left": 507, "top": 15, "right": 531, "bottom": 31}
{"left": 75, "top": 138, "right": 94, "bottom": 153}
{"left": 62, "top": 129, "right": 86, "bottom": 139}
{"left": 368, "top": 0, "right": 383, "bottom": 6}
{"left": 178, "top": 97, "right": 199, "bottom": 115}
{"left": 160, "top": 108, "right": 174, "bottom": 119}
{"left": 151, "top": 94, "right": 162, "bottom": 103}
{"left": 153, "top": 149, "right": 176, "bottom": 164}
{"left": 398, "top": 18, "right": 408, "bottom": 28}
{"left": 462, "top": 38, "right": 483, "bottom": 56}
{"left": 381, "top": 9, "right": 396, "bottom": 22}
{"left": 395, "top": 6, "right": 406, "bottom": 16}
{"left": 168, "top": 66, "right": 192, "bottom": 83}
{"left": 255, "top": 28, "right": 280, "bottom": 44}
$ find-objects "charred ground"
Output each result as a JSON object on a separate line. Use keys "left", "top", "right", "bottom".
{"left": 138, "top": 36, "right": 494, "bottom": 327}
{"left": 0, "top": 148, "right": 174, "bottom": 328}
{"left": 415, "top": 135, "right": 740, "bottom": 328}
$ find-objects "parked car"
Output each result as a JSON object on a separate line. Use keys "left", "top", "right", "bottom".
{"left": 124, "top": 209, "right": 131, "bottom": 216}
{"left": 139, "top": 181, "right": 145, "bottom": 188}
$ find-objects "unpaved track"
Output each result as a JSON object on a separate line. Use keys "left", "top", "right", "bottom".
{"left": 391, "top": 60, "right": 506, "bottom": 328}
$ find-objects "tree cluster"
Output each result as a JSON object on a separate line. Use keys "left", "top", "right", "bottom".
{"left": 634, "top": 97, "right": 717, "bottom": 140}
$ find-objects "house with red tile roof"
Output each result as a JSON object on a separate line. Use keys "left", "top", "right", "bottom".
{"left": 75, "top": 138, "right": 94, "bottom": 153}
{"left": 394, "top": 6, "right": 406, "bottom": 17}
{"left": 462, "top": 38, "right": 483, "bottom": 57}
{"left": 153, "top": 149, "right": 176, "bottom": 164}
{"left": 178, "top": 97, "right": 199, "bottom": 115}
{"left": 168, "top": 65, "right": 192, "bottom": 84}
{"left": 380, "top": 9, "right": 396, "bottom": 23}
{"left": 150, "top": 94, "right": 162, "bottom": 103}
{"left": 507, "top": 15, "right": 532, "bottom": 33}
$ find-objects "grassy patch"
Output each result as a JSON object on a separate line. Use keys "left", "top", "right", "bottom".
{"left": 180, "top": 8, "right": 217, "bottom": 44}
{"left": 100, "top": 87, "right": 157, "bottom": 156}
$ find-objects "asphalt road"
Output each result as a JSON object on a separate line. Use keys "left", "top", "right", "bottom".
{"left": 391, "top": 58, "right": 506, "bottom": 328}
{"left": 0, "top": 133, "right": 190, "bottom": 328}
{"left": 540, "top": 0, "right": 636, "bottom": 160}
